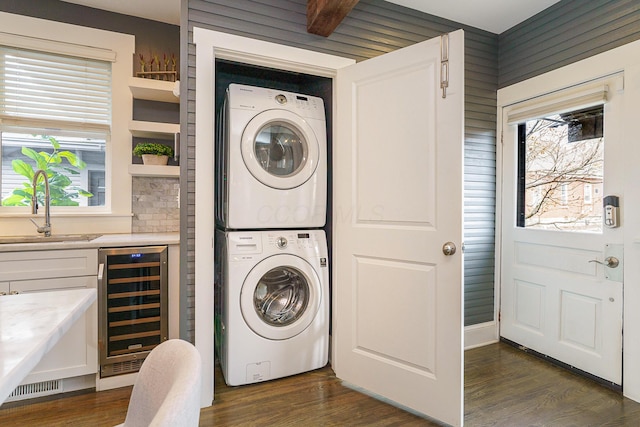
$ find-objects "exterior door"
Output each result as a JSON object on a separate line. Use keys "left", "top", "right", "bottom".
{"left": 333, "top": 30, "right": 464, "bottom": 426}
{"left": 500, "top": 74, "right": 624, "bottom": 384}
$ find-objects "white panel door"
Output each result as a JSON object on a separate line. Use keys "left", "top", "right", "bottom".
{"left": 333, "top": 30, "right": 464, "bottom": 426}
{"left": 500, "top": 74, "right": 624, "bottom": 385}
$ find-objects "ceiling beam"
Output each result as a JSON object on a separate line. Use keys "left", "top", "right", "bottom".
{"left": 307, "top": 0, "right": 359, "bottom": 37}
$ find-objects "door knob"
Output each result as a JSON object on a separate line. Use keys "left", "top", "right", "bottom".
{"left": 442, "top": 242, "right": 456, "bottom": 256}
{"left": 605, "top": 256, "right": 620, "bottom": 268}
{"left": 589, "top": 256, "right": 620, "bottom": 268}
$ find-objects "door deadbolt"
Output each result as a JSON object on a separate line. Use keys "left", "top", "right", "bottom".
{"left": 443, "top": 242, "right": 456, "bottom": 256}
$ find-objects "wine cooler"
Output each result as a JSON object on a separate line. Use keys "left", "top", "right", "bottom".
{"left": 98, "top": 246, "right": 168, "bottom": 377}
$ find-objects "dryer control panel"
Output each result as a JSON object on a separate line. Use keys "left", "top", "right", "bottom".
{"left": 228, "top": 83, "right": 325, "bottom": 121}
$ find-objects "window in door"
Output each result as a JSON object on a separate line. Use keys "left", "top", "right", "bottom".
{"left": 516, "top": 105, "right": 604, "bottom": 232}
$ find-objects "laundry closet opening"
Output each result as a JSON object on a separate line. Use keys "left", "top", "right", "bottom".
{"left": 213, "top": 60, "right": 335, "bottom": 364}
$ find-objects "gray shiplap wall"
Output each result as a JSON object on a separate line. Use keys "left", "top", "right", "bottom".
{"left": 183, "top": 0, "right": 499, "bottom": 340}
{"left": 499, "top": 0, "right": 640, "bottom": 88}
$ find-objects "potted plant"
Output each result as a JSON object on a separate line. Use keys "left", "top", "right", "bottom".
{"left": 133, "top": 142, "right": 174, "bottom": 165}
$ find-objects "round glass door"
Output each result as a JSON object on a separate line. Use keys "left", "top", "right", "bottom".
{"left": 253, "top": 266, "right": 309, "bottom": 326}
{"left": 240, "top": 254, "right": 321, "bottom": 340}
{"left": 241, "top": 110, "right": 320, "bottom": 190}
{"left": 254, "top": 122, "right": 307, "bottom": 178}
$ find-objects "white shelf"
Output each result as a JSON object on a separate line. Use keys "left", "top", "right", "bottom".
{"left": 128, "top": 164, "right": 179, "bottom": 177}
{"left": 129, "top": 77, "right": 180, "bottom": 178}
{"left": 129, "top": 77, "right": 179, "bottom": 103}
{"left": 129, "top": 120, "right": 180, "bottom": 139}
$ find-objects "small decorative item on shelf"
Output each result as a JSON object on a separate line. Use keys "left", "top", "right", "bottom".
{"left": 133, "top": 143, "right": 174, "bottom": 166}
{"left": 136, "top": 52, "right": 178, "bottom": 81}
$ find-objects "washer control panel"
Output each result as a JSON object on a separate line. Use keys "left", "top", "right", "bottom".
{"left": 227, "top": 230, "right": 327, "bottom": 263}
{"left": 266, "top": 231, "right": 320, "bottom": 251}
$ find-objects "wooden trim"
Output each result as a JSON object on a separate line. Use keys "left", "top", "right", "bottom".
{"left": 307, "top": 0, "right": 359, "bottom": 37}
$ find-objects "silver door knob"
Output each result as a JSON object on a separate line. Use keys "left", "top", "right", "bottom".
{"left": 589, "top": 256, "right": 620, "bottom": 268}
{"left": 605, "top": 256, "right": 620, "bottom": 268}
{"left": 442, "top": 242, "right": 456, "bottom": 256}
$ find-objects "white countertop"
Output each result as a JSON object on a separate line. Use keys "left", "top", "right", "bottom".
{"left": 0, "top": 288, "right": 97, "bottom": 404}
{"left": 0, "top": 232, "right": 180, "bottom": 252}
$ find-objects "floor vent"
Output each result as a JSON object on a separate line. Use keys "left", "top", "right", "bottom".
{"left": 103, "top": 358, "right": 144, "bottom": 377}
{"left": 6, "top": 380, "right": 62, "bottom": 402}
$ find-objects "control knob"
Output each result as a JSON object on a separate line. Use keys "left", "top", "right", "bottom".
{"left": 276, "top": 236, "right": 288, "bottom": 249}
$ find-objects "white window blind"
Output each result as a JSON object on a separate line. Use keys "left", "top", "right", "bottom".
{"left": 0, "top": 45, "right": 111, "bottom": 132}
{"left": 505, "top": 74, "right": 623, "bottom": 126}
{"left": 506, "top": 84, "right": 608, "bottom": 125}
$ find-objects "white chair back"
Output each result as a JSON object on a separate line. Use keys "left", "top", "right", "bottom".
{"left": 116, "top": 339, "right": 202, "bottom": 427}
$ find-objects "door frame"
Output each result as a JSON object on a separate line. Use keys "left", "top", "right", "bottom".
{"left": 193, "top": 27, "right": 354, "bottom": 407}
{"left": 495, "top": 37, "right": 640, "bottom": 402}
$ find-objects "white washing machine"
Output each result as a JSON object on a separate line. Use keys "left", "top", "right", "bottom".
{"left": 215, "top": 229, "right": 329, "bottom": 386}
{"left": 217, "top": 83, "right": 327, "bottom": 229}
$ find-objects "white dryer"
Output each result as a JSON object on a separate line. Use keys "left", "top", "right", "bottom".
{"left": 215, "top": 229, "right": 329, "bottom": 386}
{"left": 217, "top": 83, "right": 327, "bottom": 229}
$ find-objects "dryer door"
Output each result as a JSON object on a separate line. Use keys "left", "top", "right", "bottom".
{"left": 240, "top": 254, "right": 322, "bottom": 340}
{"left": 240, "top": 110, "right": 320, "bottom": 190}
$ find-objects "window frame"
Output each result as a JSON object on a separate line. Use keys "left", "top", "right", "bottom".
{"left": 0, "top": 12, "right": 134, "bottom": 236}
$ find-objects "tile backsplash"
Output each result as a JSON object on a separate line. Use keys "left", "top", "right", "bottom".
{"left": 132, "top": 177, "right": 180, "bottom": 233}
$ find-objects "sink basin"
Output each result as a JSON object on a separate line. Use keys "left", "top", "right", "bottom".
{"left": 0, "top": 234, "right": 102, "bottom": 244}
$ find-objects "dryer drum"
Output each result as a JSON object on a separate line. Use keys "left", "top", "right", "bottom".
{"left": 255, "top": 122, "right": 307, "bottom": 177}
{"left": 254, "top": 266, "right": 310, "bottom": 326}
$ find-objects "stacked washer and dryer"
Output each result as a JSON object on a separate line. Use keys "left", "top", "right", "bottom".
{"left": 215, "top": 84, "right": 330, "bottom": 386}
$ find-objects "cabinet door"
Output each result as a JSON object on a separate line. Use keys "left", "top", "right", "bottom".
{"left": 0, "top": 282, "right": 8, "bottom": 295}
{"left": 13, "top": 276, "right": 98, "bottom": 384}
{"left": 0, "top": 249, "right": 97, "bottom": 282}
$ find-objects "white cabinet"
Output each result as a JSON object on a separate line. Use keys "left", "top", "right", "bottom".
{"left": 0, "top": 249, "right": 98, "bottom": 385}
{"left": 128, "top": 77, "right": 180, "bottom": 177}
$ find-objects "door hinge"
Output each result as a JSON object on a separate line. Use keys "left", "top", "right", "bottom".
{"left": 440, "top": 33, "right": 449, "bottom": 98}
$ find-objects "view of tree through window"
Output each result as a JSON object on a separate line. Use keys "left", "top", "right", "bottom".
{"left": 517, "top": 105, "right": 604, "bottom": 232}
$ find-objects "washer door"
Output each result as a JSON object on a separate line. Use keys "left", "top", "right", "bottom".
{"left": 240, "top": 254, "right": 321, "bottom": 340}
{"left": 240, "top": 109, "right": 320, "bottom": 190}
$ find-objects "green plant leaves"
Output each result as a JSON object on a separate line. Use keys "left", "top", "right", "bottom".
{"left": 11, "top": 159, "right": 35, "bottom": 179}
{"left": 58, "top": 151, "right": 86, "bottom": 168}
{"left": 133, "top": 142, "right": 174, "bottom": 157}
{"left": 2, "top": 136, "right": 93, "bottom": 207}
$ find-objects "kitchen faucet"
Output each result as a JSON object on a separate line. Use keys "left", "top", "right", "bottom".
{"left": 30, "top": 169, "right": 51, "bottom": 237}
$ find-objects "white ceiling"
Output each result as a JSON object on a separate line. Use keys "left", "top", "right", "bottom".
{"left": 60, "top": 0, "right": 181, "bottom": 25}
{"left": 60, "top": 0, "right": 561, "bottom": 34}
{"left": 385, "top": 0, "right": 561, "bottom": 34}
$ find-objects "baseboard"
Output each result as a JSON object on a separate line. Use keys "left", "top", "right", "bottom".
{"left": 464, "top": 321, "right": 498, "bottom": 350}
{"left": 95, "top": 372, "right": 138, "bottom": 391}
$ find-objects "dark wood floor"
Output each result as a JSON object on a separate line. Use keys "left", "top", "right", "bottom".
{"left": 2, "top": 342, "right": 640, "bottom": 426}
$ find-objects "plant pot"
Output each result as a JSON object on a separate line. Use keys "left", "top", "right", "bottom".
{"left": 141, "top": 154, "right": 169, "bottom": 165}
